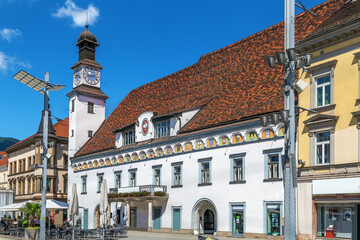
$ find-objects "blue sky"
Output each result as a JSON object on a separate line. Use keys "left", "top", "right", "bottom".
{"left": 1, "top": 0, "right": 326, "bottom": 141}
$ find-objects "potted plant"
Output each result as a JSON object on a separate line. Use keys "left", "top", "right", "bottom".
{"left": 19, "top": 202, "right": 41, "bottom": 240}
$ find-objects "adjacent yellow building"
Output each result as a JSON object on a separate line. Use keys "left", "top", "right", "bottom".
{"left": 296, "top": 1, "right": 360, "bottom": 239}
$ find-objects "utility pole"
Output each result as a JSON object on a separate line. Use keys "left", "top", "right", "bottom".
{"left": 40, "top": 72, "right": 49, "bottom": 240}
{"left": 284, "top": 0, "right": 297, "bottom": 239}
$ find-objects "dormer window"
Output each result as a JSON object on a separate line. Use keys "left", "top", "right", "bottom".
{"left": 123, "top": 129, "right": 135, "bottom": 146}
{"left": 155, "top": 120, "right": 170, "bottom": 138}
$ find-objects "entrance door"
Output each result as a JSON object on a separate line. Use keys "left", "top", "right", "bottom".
{"left": 153, "top": 207, "right": 161, "bottom": 230}
{"left": 84, "top": 210, "right": 88, "bottom": 230}
{"left": 204, "top": 209, "right": 214, "bottom": 233}
{"left": 130, "top": 208, "right": 136, "bottom": 228}
{"left": 232, "top": 211, "right": 243, "bottom": 236}
{"left": 116, "top": 209, "right": 121, "bottom": 225}
{"left": 173, "top": 208, "right": 181, "bottom": 231}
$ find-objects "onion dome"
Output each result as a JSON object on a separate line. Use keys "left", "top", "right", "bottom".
{"left": 77, "top": 25, "right": 97, "bottom": 43}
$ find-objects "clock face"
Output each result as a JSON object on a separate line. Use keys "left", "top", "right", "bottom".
{"left": 73, "top": 67, "right": 81, "bottom": 86}
{"left": 83, "top": 66, "right": 100, "bottom": 85}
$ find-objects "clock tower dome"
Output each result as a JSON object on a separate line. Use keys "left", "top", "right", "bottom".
{"left": 67, "top": 25, "right": 108, "bottom": 158}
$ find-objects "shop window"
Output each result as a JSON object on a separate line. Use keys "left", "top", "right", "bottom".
{"left": 231, "top": 204, "right": 245, "bottom": 236}
{"left": 317, "top": 205, "right": 354, "bottom": 238}
{"left": 264, "top": 202, "right": 282, "bottom": 236}
{"left": 316, "top": 132, "right": 330, "bottom": 165}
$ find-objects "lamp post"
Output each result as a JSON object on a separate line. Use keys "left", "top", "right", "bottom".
{"left": 263, "top": 1, "right": 313, "bottom": 239}
{"left": 12, "top": 70, "right": 65, "bottom": 240}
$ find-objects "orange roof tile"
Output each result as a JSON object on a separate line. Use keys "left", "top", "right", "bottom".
{"left": 76, "top": 0, "right": 343, "bottom": 157}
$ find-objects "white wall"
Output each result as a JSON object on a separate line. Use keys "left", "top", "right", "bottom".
{"left": 69, "top": 123, "right": 284, "bottom": 233}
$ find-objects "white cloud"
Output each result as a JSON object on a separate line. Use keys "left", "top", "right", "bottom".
{"left": 0, "top": 51, "right": 31, "bottom": 72}
{"left": 0, "top": 28, "right": 22, "bottom": 42}
{"left": 52, "top": 0, "right": 100, "bottom": 27}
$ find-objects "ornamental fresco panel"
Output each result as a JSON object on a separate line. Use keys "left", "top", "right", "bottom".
{"left": 118, "top": 156, "right": 124, "bottom": 164}
{"left": 195, "top": 141, "right": 204, "bottom": 150}
{"left": 139, "top": 151, "right": 146, "bottom": 160}
{"left": 156, "top": 148, "right": 164, "bottom": 157}
{"left": 73, "top": 165, "right": 78, "bottom": 171}
{"left": 174, "top": 144, "right": 182, "bottom": 153}
{"left": 105, "top": 158, "right": 111, "bottom": 166}
{"left": 132, "top": 153, "right": 139, "bottom": 161}
{"left": 78, "top": 163, "right": 82, "bottom": 170}
{"left": 184, "top": 142, "right": 193, "bottom": 152}
{"left": 111, "top": 157, "right": 117, "bottom": 165}
{"left": 232, "top": 134, "right": 243, "bottom": 144}
{"left": 278, "top": 126, "right": 285, "bottom": 136}
{"left": 83, "top": 163, "right": 88, "bottom": 169}
{"left": 164, "top": 146, "right": 173, "bottom": 155}
{"left": 218, "top": 136, "right": 229, "bottom": 146}
{"left": 99, "top": 159, "right": 105, "bottom": 167}
{"left": 262, "top": 129, "right": 274, "bottom": 139}
{"left": 94, "top": 161, "right": 99, "bottom": 168}
{"left": 246, "top": 131, "right": 258, "bottom": 141}
{"left": 148, "top": 150, "right": 155, "bottom": 158}
{"left": 88, "top": 161, "right": 93, "bottom": 169}
{"left": 125, "top": 154, "right": 131, "bottom": 162}
{"left": 206, "top": 138, "right": 217, "bottom": 148}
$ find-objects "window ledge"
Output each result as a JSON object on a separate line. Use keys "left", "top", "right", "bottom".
{"left": 229, "top": 180, "right": 246, "bottom": 184}
{"left": 171, "top": 185, "right": 183, "bottom": 188}
{"left": 263, "top": 178, "right": 282, "bottom": 182}
{"left": 198, "top": 183, "right": 212, "bottom": 187}
{"left": 81, "top": 192, "right": 87, "bottom": 195}
{"left": 312, "top": 104, "right": 335, "bottom": 113}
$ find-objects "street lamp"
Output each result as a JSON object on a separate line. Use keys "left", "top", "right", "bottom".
{"left": 262, "top": 1, "right": 314, "bottom": 239}
{"left": 13, "top": 70, "right": 65, "bottom": 240}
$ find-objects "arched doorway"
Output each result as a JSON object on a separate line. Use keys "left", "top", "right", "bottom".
{"left": 192, "top": 198, "right": 217, "bottom": 235}
{"left": 94, "top": 205, "right": 100, "bottom": 228}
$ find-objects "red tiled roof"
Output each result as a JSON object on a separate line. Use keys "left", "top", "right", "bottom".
{"left": 76, "top": 0, "right": 343, "bottom": 157}
{"left": 6, "top": 118, "right": 69, "bottom": 151}
{"left": 0, "top": 151, "right": 8, "bottom": 167}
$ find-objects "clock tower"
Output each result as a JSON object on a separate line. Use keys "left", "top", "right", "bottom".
{"left": 67, "top": 25, "right": 108, "bottom": 158}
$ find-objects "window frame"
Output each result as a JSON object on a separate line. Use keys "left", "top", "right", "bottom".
{"left": 263, "top": 201, "right": 283, "bottom": 236}
{"left": 88, "top": 102, "right": 94, "bottom": 114}
{"left": 229, "top": 202, "right": 246, "bottom": 237}
{"left": 123, "top": 128, "right": 135, "bottom": 146}
{"left": 114, "top": 171, "right": 121, "bottom": 189}
{"left": 71, "top": 99, "right": 75, "bottom": 112}
{"left": 128, "top": 169, "right": 137, "bottom": 187}
{"left": 97, "top": 173, "right": 104, "bottom": 193}
{"left": 315, "top": 74, "right": 331, "bottom": 108}
{"left": 230, "top": 154, "right": 246, "bottom": 184}
{"left": 81, "top": 175, "right": 87, "bottom": 194}
{"left": 315, "top": 131, "right": 331, "bottom": 165}
{"left": 155, "top": 119, "right": 171, "bottom": 138}
{"left": 152, "top": 165, "right": 162, "bottom": 186}
{"left": 263, "top": 148, "right": 283, "bottom": 181}
{"left": 171, "top": 162, "right": 183, "bottom": 188}
{"left": 198, "top": 158, "right": 212, "bottom": 186}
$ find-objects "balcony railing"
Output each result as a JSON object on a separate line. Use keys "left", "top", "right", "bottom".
{"left": 109, "top": 185, "right": 167, "bottom": 194}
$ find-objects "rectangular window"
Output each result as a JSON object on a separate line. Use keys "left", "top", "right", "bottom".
{"left": 265, "top": 202, "right": 282, "bottom": 236}
{"left": 155, "top": 120, "right": 170, "bottom": 138}
{"left": 88, "top": 102, "right": 94, "bottom": 113}
{"left": 172, "top": 163, "right": 182, "bottom": 187}
{"left": 97, "top": 174, "right": 104, "bottom": 192}
{"left": 316, "top": 75, "right": 331, "bottom": 107}
{"left": 71, "top": 99, "right": 75, "bottom": 112}
{"left": 46, "top": 178, "right": 51, "bottom": 192}
{"left": 198, "top": 159, "right": 211, "bottom": 185}
{"left": 88, "top": 130, "right": 93, "bottom": 138}
{"left": 153, "top": 166, "right": 161, "bottom": 186}
{"left": 264, "top": 149, "right": 283, "bottom": 180}
{"left": 123, "top": 129, "right": 135, "bottom": 146}
{"left": 231, "top": 204, "right": 245, "bottom": 236}
{"left": 64, "top": 177, "right": 67, "bottom": 194}
{"left": 71, "top": 130, "right": 74, "bottom": 137}
{"left": 81, "top": 176, "right": 87, "bottom": 194}
{"left": 129, "top": 170, "right": 137, "bottom": 187}
{"left": 114, "top": 172, "right": 121, "bottom": 188}
{"left": 231, "top": 156, "right": 245, "bottom": 182}
{"left": 316, "top": 132, "right": 330, "bottom": 165}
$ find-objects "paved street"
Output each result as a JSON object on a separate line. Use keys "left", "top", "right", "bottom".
{"left": 0, "top": 230, "right": 268, "bottom": 240}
